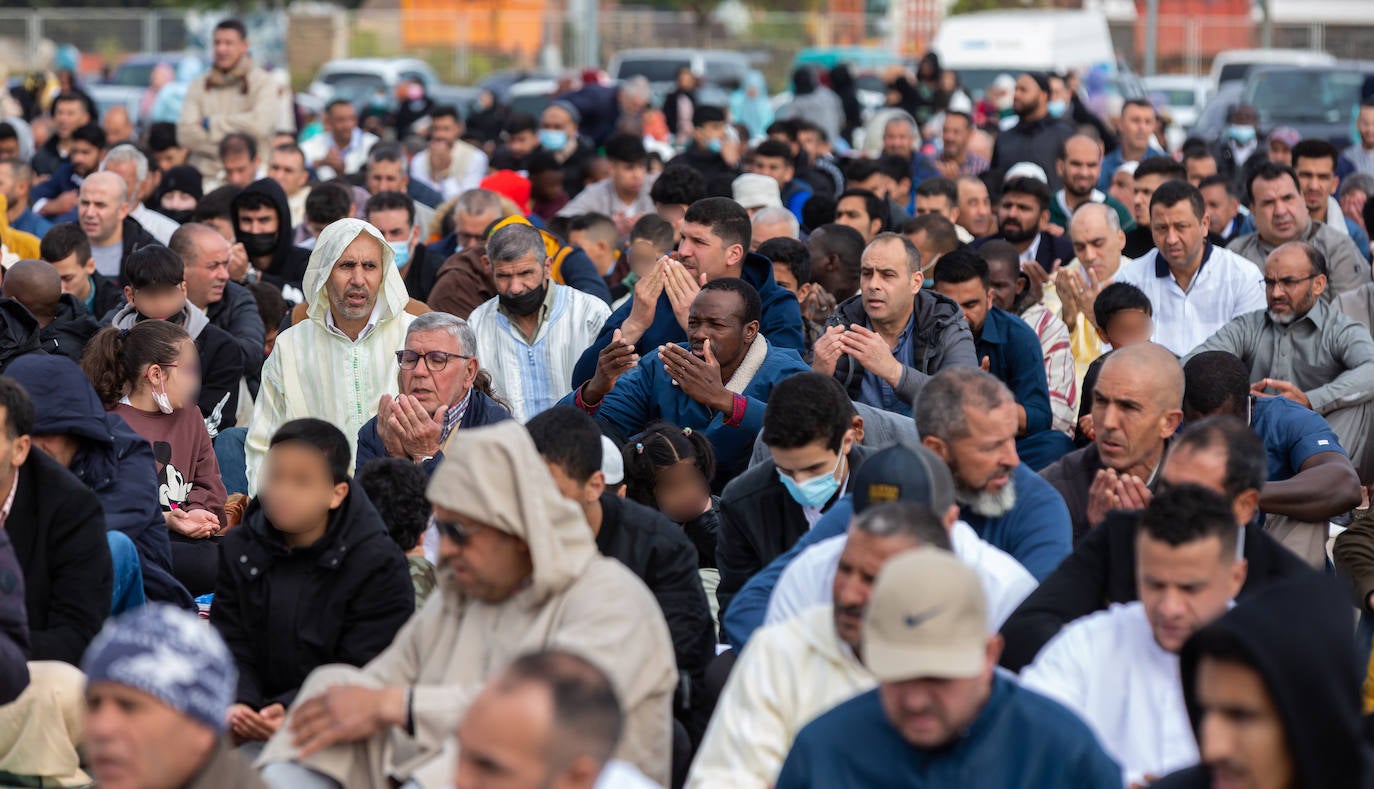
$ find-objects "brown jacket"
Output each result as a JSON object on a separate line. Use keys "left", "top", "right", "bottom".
{"left": 426, "top": 247, "right": 497, "bottom": 319}
{"left": 176, "top": 59, "right": 279, "bottom": 182}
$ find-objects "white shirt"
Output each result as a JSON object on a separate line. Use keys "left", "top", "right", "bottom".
{"left": 765, "top": 522, "right": 1038, "bottom": 633}
{"left": 1019, "top": 233, "right": 1042, "bottom": 266}
{"left": 130, "top": 204, "right": 179, "bottom": 246}
{"left": 1115, "top": 243, "right": 1266, "bottom": 356}
{"left": 410, "top": 142, "right": 489, "bottom": 201}
{"left": 596, "top": 760, "right": 661, "bottom": 789}
{"left": 300, "top": 128, "right": 379, "bottom": 182}
{"left": 1019, "top": 602, "right": 1198, "bottom": 786}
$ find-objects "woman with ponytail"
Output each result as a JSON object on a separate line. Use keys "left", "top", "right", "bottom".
{"left": 83, "top": 320, "right": 227, "bottom": 596}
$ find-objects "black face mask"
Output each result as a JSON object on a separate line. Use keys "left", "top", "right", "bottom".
{"left": 240, "top": 232, "right": 277, "bottom": 258}
{"left": 498, "top": 281, "right": 547, "bottom": 317}
{"left": 159, "top": 208, "right": 194, "bottom": 225}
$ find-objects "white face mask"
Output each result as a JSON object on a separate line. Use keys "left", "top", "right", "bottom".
{"left": 150, "top": 377, "right": 174, "bottom": 414}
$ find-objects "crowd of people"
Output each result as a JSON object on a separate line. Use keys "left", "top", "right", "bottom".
{"left": 0, "top": 15, "right": 1372, "bottom": 788}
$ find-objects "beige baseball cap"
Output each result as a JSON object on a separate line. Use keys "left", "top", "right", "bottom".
{"left": 862, "top": 547, "right": 989, "bottom": 682}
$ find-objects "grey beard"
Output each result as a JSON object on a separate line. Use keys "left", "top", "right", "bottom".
{"left": 956, "top": 478, "right": 1017, "bottom": 518}
{"left": 1267, "top": 309, "right": 1298, "bottom": 325}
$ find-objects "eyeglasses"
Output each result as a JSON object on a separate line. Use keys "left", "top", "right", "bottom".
{"left": 396, "top": 350, "right": 471, "bottom": 371}
{"left": 1262, "top": 274, "right": 1318, "bottom": 291}
{"left": 429, "top": 514, "right": 476, "bottom": 546}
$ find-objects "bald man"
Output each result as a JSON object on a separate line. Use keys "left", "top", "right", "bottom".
{"left": 101, "top": 106, "right": 133, "bottom": 146}
{"left": 1048, "top": 135, "right": 1136, "bottom": 232}
{"left": 1040, "top": 343, "right": 1184, "bottom": 541}
{"left": 2, "top": 259, "right": 100, "bottom": 362}
{"left": 78, "top": 171, "right": 162, "bottom": 282}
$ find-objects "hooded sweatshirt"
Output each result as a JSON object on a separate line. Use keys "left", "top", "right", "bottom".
{"left": 1153, "top": 573, "right": 1374, "bottom": 789}
{"left": 6, "top": 354, "right": 191, "bottom": 608}
{"left": 230, "top": 178, "right": 310, "bottom": 300}
{"left": 256, "top": 422, "right": 678, "bottom": 788}
{"left": 245, "top": 218, "right": 415, "bottom": 494}
{"left": 107, "top": 301, "right": 244, "bottom": 437}
{"left": 0, "top": 296, "right": 44, "bottom": 373}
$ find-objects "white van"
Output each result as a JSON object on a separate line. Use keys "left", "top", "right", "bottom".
{"left": 1207, "top": 49, "right": 1336, "bottom": 93}
{"left": 932, "top": 10, "right": 1117, "bottom": 98}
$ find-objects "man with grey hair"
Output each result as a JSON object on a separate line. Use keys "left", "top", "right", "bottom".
{"left": 100, "top": 143, "right": 179, "bottom": 244}
{"left": 79, "top": 171, "right": 162, "bottom": 280}
{"left": 468, "top": 223, "right": 610, "bottom": 421}
{"left": 1190, "top": 240, "right": 1374, "bottom": 491}
{"left": 426, "top": 188, "right": 509, "bottom": 318}
{"left": 750, "top": 205, "right": 799, "bottom": 251}
{"left": 356, "top": 311, "right": 512, "bottom": 474}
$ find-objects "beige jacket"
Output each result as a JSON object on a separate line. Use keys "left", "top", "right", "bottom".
{"left": 259, "top": 421, "right": 678, "bottom": 787}
{"left": 176, "top": 58, "right": 278, "bottom": 181}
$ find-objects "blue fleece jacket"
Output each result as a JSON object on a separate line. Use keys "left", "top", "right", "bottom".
{"left": 355, "top": 388, "right": 513, "bottom": 477}
{"left": 570, "top": 252, "right": 806, "bottom": 389}
{"left": 563, "top": 339, "right": 811, "bottom": 490}
{"left": 6, "top": 355, "right": 192, "bottom": 609}
{"left": 776, "top": 677, "right": 1121, "bottom": 788}
{"left": 722, "top": 462, "right": 1071, "bottom": 650}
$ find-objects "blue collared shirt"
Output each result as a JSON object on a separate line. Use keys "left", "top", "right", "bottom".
{"left": 856, "top": 313, "right": 916, "bottom": 417}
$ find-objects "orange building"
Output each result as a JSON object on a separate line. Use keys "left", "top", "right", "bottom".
{"left": 1134, "top": 0, "right": 1253, "bottom": 66}
{"left": 400, "top": 0, "right": 550, "bottom": 57}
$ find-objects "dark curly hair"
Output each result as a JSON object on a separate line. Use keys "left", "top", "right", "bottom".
{"left": 355, "top": 458, "right": 431, "bottom": 551}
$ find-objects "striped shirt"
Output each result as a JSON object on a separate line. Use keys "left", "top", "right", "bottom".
{"left": 1020, "top": 302, "right": 1077, "bottom": 435}
{"left": 1115, "top": 243, "right": 1267, "bottom": 356}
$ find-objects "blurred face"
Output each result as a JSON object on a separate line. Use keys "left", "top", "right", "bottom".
{"left": 1250, "top": 175, "right": 1306, "bottom": 245}
{"left": 50, "top": 252, "right": 95, "bottom": 301}
{"left": 854, "top": 173, "right": 897, "bottom": 202}
{"left": 161, "top": 190, "right": 196, "bottom": 212}
{"left": 260, "top": 441, "right": 346, "bottom": 536}
{"left": 956, "top": 179, "right": 993, "bottom": 237}
{"left": 934, "top": 277, "right": 991, "bottom": 334}
{"left": 1100, "top": 309, "right": 1154, "bottom": 347}
{"left": 1194, "top": 657, "right": 1294, "bottom": 789}
{"left": 399, "top": 329, "right": 478, "bottom": 417}
{"left": 771, "top": 262, "right": 799, "bottom": 294}
{"left": 687, "top": 289, "right": 755, "bottom": 373}
{"left": 831, "top": 527, "right": 919, "bottom": 652}
{"left": 455, "top": 209, "right": 500, "bottom": 250}
{"left": 997, "top": 191, "right": 1043, "bottom": 245}
{"left": 221, "top": 153, "right": 258, "bottom": 189}
{"left": 269, "top": 149, "right": 309, "bottom": 195}
{"left": 434, "top": 504, "right": 533, "bottom": 603}
{"left": 85, "top": 683, "right": 214, "bottom": 789}
{"left": 182, "top": 231, "right": 231, "bottom": 309}
{"left": 1132, "top": 173, "right": 1167, "bottom": 225}
{"left": 610, "top": 158, "right": 647, "bottom": 197}
{"left": 1070, "top": 208, "right": 1125, "bottom": 282}
{"left": 1294, "top": 155, "right": 1337, "bottom": 215}
{"left": 212, "top": 27, "right": 248, "bottom": 72}
{"left": 1137, "top": 531, "right": 1245, "bottom": 653}
{"left": 325, "top": 233, "right": 385, "bottom": 323}
{"left": 653, "top": 458, "right": 711, "bottom": 523}
{"left": 1109, "top": 167, "right": 1135, "bottom": 211}
{"left": 1186, "top": 155, "right": 1218, "bottom": 187}
{"left": 882, "top": 120, "right": 915, "bottom": 158}
{"left": 367, "top": 159, "right": 408, "bottom": 195}
{"left": 69, "top": 139, "right": 102, "bottom": 177}
{"left": 836, "top": 196, "right": 879, "bottom": 243}
{"left": 567, "top": 229, "right": 613, "bottom": 275}
{"left": 1359, "top": 107, "right": 1374, "bottom": 149}
{"left": 0, "top": 164, "right": 22, "bottom": 210}
{"left": 103, "top": 108, "right": 132, "bottom": 144}
{"left": 431, "top": 115, "right": 461, "bottom": 145}
{"left": 530, "top": 170, "right": 565, "bottom": 202}
{"left": 860, "top": 238, "right": 921, "bottom": 325}
{"left": 154, "top": 145, "right": 187, "bottom": 173}
{"left": 506, "top": 129, "right": 539, "bottom": 157}
{"left": 677, "top": 220, "right": 742, "bottom": 282}
{"left": 52, "top": 98, "right": 89, "bottom": 138}
{"left": 692, "top": 121, "right": 726, "bottom": 153}
{"left": 936, "top": 401, "right": 1019, "bottom": 496}
{"left": 1120, "top": 104, "right": 1156, "bottom": 152}
{"left": 1263, "top": 245, "right": 1324, "bottom": 324}
{"left": 878, "top": 641, "right": 997, "bottom": 749}
{"left": 1150, "top": 200, "right": 1209, "bottom": 271}
{"left": 752, "top": 155, "right": 792, "bottom": 188}
{"left": 1267, "top": 140, "right": 1291, "bottom": 165}
{"left": 140, "top": 338, "right": 199, "bottom": 412}
{"left": 1012, "top": 75, "right": 1043, "bottom": 117}
{"left": 1058, "top": 138, "right": 1102, "bottom": 199}
{"left": 1091, "top": 358, "right": 1180, "bottom": 474}
{"left": 540, "top": 106, "right": 577, "bottom": 137}
{"left": 79, "top": 178, "right": 129, "bottom": 245}
{"left": 1201, "top": 183, "right": 1238, "bottom": 234}
{"left": 128, "top": 280, "right": 189, "bottom": 323}
{"left": 942, "top": 114, "right": 971, "bottom": 158}
{"left": 491, "top": 252, "right": 548, "bottom": 300}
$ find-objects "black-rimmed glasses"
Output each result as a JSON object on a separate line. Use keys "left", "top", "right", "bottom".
{"left": 396, "top": 350, "right": 471, "bottom": 371}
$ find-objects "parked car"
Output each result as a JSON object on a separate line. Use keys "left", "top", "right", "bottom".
{"left": 1240, "top": 63, "right": 1373, "bottom": 148}
{"left": 309, "top": 58, "right": 477, "bottom": 115}
{"left": 1208, "top": 48, "right": 1336, "bottom": 94}
{"left": 1144, "top": 73, "right": 1210, "bottom": 150}
{"left": 607, "top": 48, "right": 755, "bottom": 105}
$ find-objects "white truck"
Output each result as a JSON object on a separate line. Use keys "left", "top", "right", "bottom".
{"left": 932, "top": 10, "right": 1120, "bottom": 98}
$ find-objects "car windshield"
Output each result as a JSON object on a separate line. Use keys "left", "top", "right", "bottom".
{"left": 322, "top": 72, "right": 387, "bottom": 103}
{"left": 617, "top": 58, "right": 691, "bottom": 83}
{"left": 1244, "top": 69, "right": 1364, "bottom": 124}
{"left": 1155, "top": 88, "right": 1199, "bottom": 107}
{"left": 702, "top": 59, "right": 744, "bottom": 84}
{"left": 112, "top": 63, "right": 158, "bottom": 88}
{"left": 1218, "top": 63, "right": 1252, "bottom": 85}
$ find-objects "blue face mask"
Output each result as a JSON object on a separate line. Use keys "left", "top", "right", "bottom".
{"left": 777, "top": 449, "right": 845, "bottom": 508}
{"left": 1047, "top": 99, "right": 1067, "bottom": 118}
{"left": 389, "top": 240, "right": 410, "bottom": 269}
{"left": 706, "top": 137, "right": 723, "bottom": 154}
{"left": 1227, "top": 124, "right": 1256, "bottom": 145}
{"left": 539, "top": 129, "right": 568, "bottom": 152}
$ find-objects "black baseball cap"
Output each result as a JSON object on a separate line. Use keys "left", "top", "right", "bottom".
{"left": 852, "top": 440, "right": 956, "bottom": 517}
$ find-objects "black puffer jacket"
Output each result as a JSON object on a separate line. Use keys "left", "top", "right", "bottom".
{"left": 210, "top": 489, "right": 414, "bottom": 710}
{"left": 827, "top": 290, "right": 976, "bottom": 407}
{"left": 0, "top": 298, "right": 44, "bottom": 373}
{"left": 39, "top": 293, "right": 101, "bottom": 364}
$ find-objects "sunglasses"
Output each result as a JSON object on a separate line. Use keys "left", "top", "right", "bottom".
{"left": 429, "top": 514, "right": 477, "bottom": 546}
